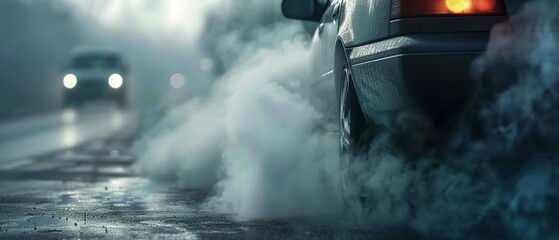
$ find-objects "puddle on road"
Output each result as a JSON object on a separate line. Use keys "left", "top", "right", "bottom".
{"left": 20, "top": 216, "right": 73, "bottom": 227}
{"left": 58, "top": 194, "right": 80, "bottom": 205}
{"left": 11, "top": 215, "right": 75, "bottom": 233}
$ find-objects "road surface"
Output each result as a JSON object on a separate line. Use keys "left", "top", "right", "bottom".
{"left": 0, "top": 107, "right": 419, "bottom": 239}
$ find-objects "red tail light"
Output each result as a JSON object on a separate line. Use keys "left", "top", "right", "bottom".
{"left": 391, "top": 0, "right": 506, "bottom": 20}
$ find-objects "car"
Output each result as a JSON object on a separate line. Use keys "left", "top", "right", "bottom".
{"left": 61, "top": 47, "right": 129, "bottom": 107}
{"left": 281, "top": 0, "right": 527, "bottom": 199}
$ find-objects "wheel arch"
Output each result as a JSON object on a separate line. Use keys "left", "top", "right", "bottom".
{"left": 334, "top": 39, "right": 350, "bottom": 109}
{"left": 334, "top": 37, "right": 372, "bottom": 128}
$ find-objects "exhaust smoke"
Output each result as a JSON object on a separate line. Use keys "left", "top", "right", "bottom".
{"left": 347, "top": 0, "right": 559, "bottom": 238}
{"left": 136, "top": 0, "right": 559, "bottom": 239}
{"left": 135, "top": 22, "right": 344, "bottom": 217}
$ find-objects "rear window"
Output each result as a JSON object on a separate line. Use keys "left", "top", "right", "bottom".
{"left": 73, "top": 55, "right": 121, "bottom": 69}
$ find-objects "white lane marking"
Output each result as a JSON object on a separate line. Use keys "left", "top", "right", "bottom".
{"left": 0, "top": 158, "right": 34, "bottom": 170}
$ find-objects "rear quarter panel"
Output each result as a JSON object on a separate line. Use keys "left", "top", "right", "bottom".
{"left": 338, "top": 0, "right": 392, "bottom": 48}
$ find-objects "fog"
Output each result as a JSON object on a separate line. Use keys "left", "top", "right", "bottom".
{"left": 3, "top": 0, "right": 558, "bottom": 239}
{"left": 0, "top": 1, "right": 79, "bottom": 119}
{"left": 129, "top": 1, "right": 340, "bottom": 217}
{"left": 0, "top": 0, "right": 286, "bottom": 121}
{"left": 134, "top": 0, "right": 559, "bottom": 239}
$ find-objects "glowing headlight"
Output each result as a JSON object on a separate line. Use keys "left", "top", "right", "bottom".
{"left": 108, "top": 74, "right": 123, "bottom": 89}
{"left": 63, "top": 74, "right": 77, "bottom": 89}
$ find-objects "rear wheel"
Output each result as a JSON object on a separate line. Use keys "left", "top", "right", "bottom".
{"left": 339, "top": 65, "right": 372, "bottom": 206}
{"left": 339, "top": 66, "right": 369, "bottom": 156}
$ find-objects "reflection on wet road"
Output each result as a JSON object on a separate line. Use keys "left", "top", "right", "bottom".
{"left": 0, "top": 107, "right": 416, "bottom": 239}
{"left": 0, "top": 181, "right": 416, "bottom": 239}
{"left": 0, "top": 106, "right": 136, "bottom": 164}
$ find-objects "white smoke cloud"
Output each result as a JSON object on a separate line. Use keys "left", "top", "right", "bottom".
{"left": 134, "top": 23, "right": 343, "bottom": 217}
{"left": 134, "top": 0, "right": 559, "bottom": 239}
{"left": 208, "top": 29, "right": 343, "bottom": 217}
{"left": 133, "top": 99, "right": 225, "bottom": 189}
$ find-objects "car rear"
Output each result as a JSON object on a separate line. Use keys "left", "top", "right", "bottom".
{"left": 348, "top": 0, "right": 527, "bottom": 145}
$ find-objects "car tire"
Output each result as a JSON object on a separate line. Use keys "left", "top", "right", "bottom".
{"left": 339, "top": 65, "right": 374, "bottom": 207}
{"left": 339, "top": 66, "right": 431, "bottom": 210}
{"left": 339, "top": 66, "right": 368, "bottom": 155}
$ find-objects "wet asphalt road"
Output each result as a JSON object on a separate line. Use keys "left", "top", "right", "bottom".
{"left": 0, "top": 109, "right": 419, "bottom": 240}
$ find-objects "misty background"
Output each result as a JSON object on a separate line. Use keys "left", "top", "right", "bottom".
{"left": 0, "top": 0, "right": 298, "bottom": 122}
{"left": 2, "top": 0, "right": 558, "bottom": 239}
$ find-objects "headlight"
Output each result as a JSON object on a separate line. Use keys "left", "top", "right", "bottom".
{"left": 63, "top": 74, "right": 77, "bottom": 89}
{"left": 108, "top": 73, "right": 123, "bottom": 89}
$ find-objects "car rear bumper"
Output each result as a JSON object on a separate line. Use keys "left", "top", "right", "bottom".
{"left": 348, "top": 32, "right": 489, "bottom": 130}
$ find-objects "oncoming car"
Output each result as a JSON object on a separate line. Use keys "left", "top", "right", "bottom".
{"left": 61, "top": 47, "right": 129, "bottom": 107}
{"left": 282, "top": 0, "right": 527, "bottom": 199}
